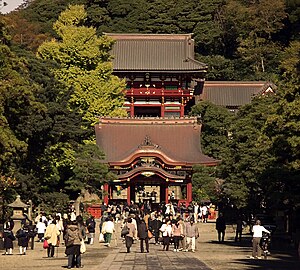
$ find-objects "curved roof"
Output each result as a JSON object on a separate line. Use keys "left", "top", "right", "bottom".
{"left": 95, "top": 117, "right": 218, "bottom": 166}
{"left": 118, "top": 166, "right": 185, "bottom": 181}
{"left": 105, "top": 33, "right": 207, "bottom": 73}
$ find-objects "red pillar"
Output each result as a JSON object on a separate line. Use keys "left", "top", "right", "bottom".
{"left": 127, "top": 183, "right": 131, "bottom": 205}
{"left": 187, "top": 182, "right": 192, "bottom": 203}
{"left": 180, "top": 97, "right": 185, "bottom": 117}
{"left": 130, "top": 97, "right": 134, "bottom": 117}
{"left": 165, "top": 182, "right": 169, "bottom": 204}
{"left": 161, "top": 97, "right": 165, "bottom": 117}
{"left": 103, "top": 183, "right": 109, "bottom": 205}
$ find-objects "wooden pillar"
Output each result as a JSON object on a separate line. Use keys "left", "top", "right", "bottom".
{"left": 130, "top": 97, "right": 134, "bottom": 117}
{"left": 187, "top": 182, "right": 192, "bottom": 203}
{"left": 165, "top": 181, "right": 169, "bottom": 204}
{"left": 103, "top": 183, "right": 109, "bottom": 205}
{"left": 180, "top": 97, "right": 185, "bottom": 117}
{"left": 127, "top": 183, "right": 131, "bottom": 205}
{"left": 161, "top": 97, "right": 165, "bottom": 117}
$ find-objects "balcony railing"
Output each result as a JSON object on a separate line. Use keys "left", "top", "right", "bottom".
{"left": 125, "top": 87, "right": 192, "bottom": 96}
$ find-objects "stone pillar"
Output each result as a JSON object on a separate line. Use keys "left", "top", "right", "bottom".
{"left": 27, "top": 200, "right": 33, "bottom": 221}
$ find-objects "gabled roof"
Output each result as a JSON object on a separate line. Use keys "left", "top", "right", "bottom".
{"left": 200, "top": 81, "right": 276, "bottom": 107}
{"left": 105, "top": 33, "right": 207, "bottom": 73}
{"left": 95, "top": 117, "right": 218, "bottom": 166}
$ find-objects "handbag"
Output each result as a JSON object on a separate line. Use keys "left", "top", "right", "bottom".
{"left": 99, "top": 232, "right": 105, "bottom": 243}
{"left": 147, "top": 230, "right": 153, "bottom": 239}
{"left": 80, "top": 240, "right": 86, "bottom": 254}
{"left": 43, "top": 239, "right": 49, "bottom": 249}
{"left": 121, "top": 225, "right": 129, "bottom": 237}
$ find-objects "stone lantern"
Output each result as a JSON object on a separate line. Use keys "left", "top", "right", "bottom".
{"left": 8, "top": 195, "right": 28, "bottom": 233}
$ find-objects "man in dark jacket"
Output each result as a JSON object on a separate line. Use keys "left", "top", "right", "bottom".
{"left": 25, "top": 221, "right": 36, "bottom": 250}
{"left": 148, "top": 215, "right": 162, "bottom": 245}
{"left": 216, "top": 213, "right": 226, "bottom": 242}
{"left": 86, "top": 216, "right": 96, "bottom": 245}
{"left": 137, "top": 219, "right": 149, "bottom": 253}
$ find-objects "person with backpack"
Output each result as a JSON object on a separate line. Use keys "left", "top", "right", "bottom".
{"left": 64, "top": 220, "right": 84, "bottom": 269}
{"left": 16, "top": 224, "right": 28, "bottom": 255}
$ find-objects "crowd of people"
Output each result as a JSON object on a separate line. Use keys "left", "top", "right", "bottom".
{"left": 1, "top": 200, "right": 273, "bottom": 267}
{"left": 2, "top": 212, "right": 91, "bottom": 268}
{"left": 98, "top": 201, "right": 203, "bottom": 253}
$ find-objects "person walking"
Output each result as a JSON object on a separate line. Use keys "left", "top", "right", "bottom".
{"left": 184, "top": 218, "right": 199, "bottom": 252}
{"left": 178, "top": 217, "right": 187, "bottom": 251}
{"left": 3, "top": 222, "right": 15, "bottom": 255}
{"left": 86, "top": 215, "right": 96, "bottom": 245}
{"left": 26, "top": 221, "right": 36, "bottom": 250}
{"left": 36, "top": 218, "right": 46, "bottom": 242}
{"left": 172, "top": 219, "right": 183, "bottom": 252}
{"left": 216, "top": 213, "right": 226, "bottom": 242}
{"left": 64, "top": 220, "right": 84, "bottom": 269}
{"left": 160, "top": 219, "right": 172, "bottom": 251}
{"left": 44, "top": 219, "right": 60, "bottom": 257}
{"left": 124, "top": 218, "right": 136, "bottom": 253}
{"left": 16, "top": 224, "right": 28, "bottom": 255}
{"left": 102, "top": 216, "right": 115, "bottom": 247}
{"left": 250, "top": 219, "right": 270, "bottom": 259}
{"left": 148, "top": 214, "right": 162, "bottom": 245}
{"left": 235, "top": 216, "right": 243, "bottom": 242}
{"left": 137, "top": 219, "right": 149, "bottom": 253}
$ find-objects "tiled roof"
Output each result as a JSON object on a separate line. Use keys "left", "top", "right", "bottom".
{"left": 201, "top": 81, "right": 276, "bottom": 107}
{"left": 95, "top": 117, "right": 218, "bottom": 166}
{"left": 105, "top": 33, "right": 207, "bottom": 72}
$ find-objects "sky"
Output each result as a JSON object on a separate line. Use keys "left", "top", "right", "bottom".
{"left": 0, "top": 0, "right": 25, "bottom": 14}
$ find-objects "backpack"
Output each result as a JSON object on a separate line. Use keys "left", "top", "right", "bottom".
{"left": 16, "top": 229, "right": 26, "bottom": 238}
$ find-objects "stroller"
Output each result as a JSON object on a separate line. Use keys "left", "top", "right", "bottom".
{"left": 260, "top": 232, "right": 271, "bottom": 259}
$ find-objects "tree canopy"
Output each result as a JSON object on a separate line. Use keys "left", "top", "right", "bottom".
{"left": 37, "top": 4, "right": 126, "bottom": 126}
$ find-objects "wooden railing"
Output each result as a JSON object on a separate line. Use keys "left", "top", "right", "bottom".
{"left": 125, "top": 87, "right": 191, "bottom": 96}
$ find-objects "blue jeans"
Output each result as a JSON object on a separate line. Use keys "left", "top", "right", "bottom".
{"left": 68, "top": 254, "right": 81, "bottom": 268}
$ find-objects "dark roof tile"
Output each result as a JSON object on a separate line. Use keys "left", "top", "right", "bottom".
{"left": 105, "top": 33, "right": 207, "bottom": 72}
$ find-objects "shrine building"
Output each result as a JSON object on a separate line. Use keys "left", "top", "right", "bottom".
{"left": 95, "top": 34, "right": 218, "bottom": 206}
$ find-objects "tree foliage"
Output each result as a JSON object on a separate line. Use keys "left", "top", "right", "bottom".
{"left": 192, "top": 165, "right": 221, "bottom": 203}
{"left": 190, "top": 101, "right": 233, "bottom": 160}
{"left": 37, "top": 4, "right": 126, "bottom": 126}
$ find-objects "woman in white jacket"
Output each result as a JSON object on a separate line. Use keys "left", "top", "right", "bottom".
{"left": 101, "top": 216, "right": 115, "bottom": 247}
{"left": 250, "top": 219, "right": 270, "bottom": 259}
{"left": 160, "top": 219, "right": 172, "bottom": 251}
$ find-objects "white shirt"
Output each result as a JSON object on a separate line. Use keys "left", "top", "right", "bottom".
{"left": 160, "top": 224, "right": 172, "bottom": 237}
{"left": 252, "top": 225, "right": 270, "bottom": 237}
{"left": 201, "top": 206, "right": 208, "bottom": 215}
{"left": 36, "top": 221, "right": 46, "bottom": 234}
{"left": 102, "top": 221, "right": 115, "bottom": 234}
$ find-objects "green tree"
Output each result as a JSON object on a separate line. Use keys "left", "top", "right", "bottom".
{"left": 263, "top": 41, "right": 300, "bottom": 209}
{"left": 224, "top": 0, "right": 287, "bottom": 78}
{"left": 220, "top": 96, "right": 276, "bottom": 210}
{"left": 66, "top": 143, "right": 112, "bottom": 198}
{"left": 190, "top": 101, "right": 233, "bottom": 160}
{"left": 192, "top": 165, "right": 221, "bottom": 203}
{"left": 37, "top": 4, "right": 126, "bottom": 126}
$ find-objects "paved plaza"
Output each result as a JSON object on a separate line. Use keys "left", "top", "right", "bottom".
{"left": 1, "top": 222, "right": 299, "bottom": 270}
